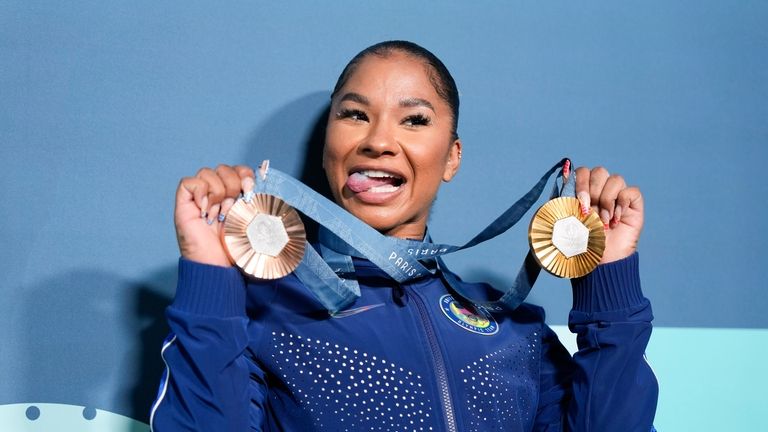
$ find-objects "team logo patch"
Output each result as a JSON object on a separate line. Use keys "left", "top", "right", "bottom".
{"left": 439, "top": 294, "right": 499, "bottom": 336}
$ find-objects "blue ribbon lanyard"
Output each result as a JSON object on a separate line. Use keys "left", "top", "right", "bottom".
{"left": 253, "top": 158, "right": 574, "bottom": 313}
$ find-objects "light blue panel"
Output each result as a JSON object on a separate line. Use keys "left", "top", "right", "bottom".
{"left": 646, "top": 327, "right": 768, "bottom": 431}
{"left": 553, "top": 326, "right": 768, "bottom": 430}
{"left": 0, "top": 403, "right": 148, "bottom": 431}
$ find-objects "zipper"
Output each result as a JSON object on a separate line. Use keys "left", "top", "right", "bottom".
{"left": 409, "top": 286, "right": 458, "bottom": 432}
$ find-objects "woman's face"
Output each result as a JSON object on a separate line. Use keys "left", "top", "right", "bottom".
{"left": 324, "top": 52, "right": 461, "bottom": 239}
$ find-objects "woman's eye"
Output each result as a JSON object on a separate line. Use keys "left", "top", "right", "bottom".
{"left": 402, "top": 114, "right": 431, "bottom": 127}
{"left": 337, "top": 108, "right": 369, "bottom": 122}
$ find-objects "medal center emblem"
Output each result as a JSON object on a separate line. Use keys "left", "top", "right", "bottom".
{"left": 246, "top": 214, "right": 288, "bottom": 257}
{"left": 551, "top": 216, "right": 589, "bottom": 258}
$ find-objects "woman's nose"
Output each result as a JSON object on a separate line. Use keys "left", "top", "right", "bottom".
{"left": 359, "top": 120, "right": 398, "bottom": 157}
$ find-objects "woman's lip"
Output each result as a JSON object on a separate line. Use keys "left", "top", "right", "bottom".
{"left": 345, "top": 183, "right": 405, "bottom": 205}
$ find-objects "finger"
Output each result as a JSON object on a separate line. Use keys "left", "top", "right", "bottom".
{"left": 234, "top": 165, "right": 256, "bottom": 181}
{"left": 235, "top": 165, "right": 256, "bottom": 201}
{"left": 215, "top": 164, "right": 243, "bottom": 199}
{"left": 598, "top": 174, "right": 626, "bottom": 226}
{"left": 241, "top": 177, "right": 255, "bottom": 202}
{"left": 219, "top": 197, "right": 235, "bottom": 222}
{"left": 616, "top": 186, "right": 644, "bottom": 216}
{"left": 196, "top": 167, "right": 227, "bottom": 205}
{"left": 588, "top": 166, "right": 610, "bottom": 206}
{"left": 178, "top": 177, "right": 210, "bottom": 218}
{"left": 207, "top": 203, "right": 221, "bottom": 225}
{"left": 574, "top": 167, "right": 591, "bottom": 214}
{"left": 217, "top": 163, "right": 252, "bottom": 221}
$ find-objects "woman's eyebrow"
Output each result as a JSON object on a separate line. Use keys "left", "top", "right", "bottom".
{"left": 339, "top": 93, "right": 435, "bottom": 113}
{"left": 399, "top": 97, "right": 435, "bottom": 113}
{"left": 339, "top": 92, "right": 369, "bottom": 105}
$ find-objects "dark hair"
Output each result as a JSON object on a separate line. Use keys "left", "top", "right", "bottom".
{"left": 331, "top": 40, "right": 460, "bottom": 140}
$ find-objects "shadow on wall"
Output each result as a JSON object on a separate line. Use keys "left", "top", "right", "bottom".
{"left": 3, "top": 92, "right": 382, "bottom": 427}
{"left": 9, "top": 266, "right": 175, "bottom": 424}
{"left": 242, "top": 90, "right": 333, "bottom": 242}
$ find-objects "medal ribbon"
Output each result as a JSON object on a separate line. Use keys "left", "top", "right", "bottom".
{"left": 252, "top": 158, "right": 573, "bottom": 313}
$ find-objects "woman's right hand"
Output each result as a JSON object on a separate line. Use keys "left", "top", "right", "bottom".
{"left": 175, "top": 164, "right": 255, "bottom": 266}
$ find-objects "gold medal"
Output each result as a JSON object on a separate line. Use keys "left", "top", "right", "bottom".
{"left": 222, "top": 193, "right": 306, "bottom": 279}
{"left": 528, "top": 196, "right": 605, "bottom": 278}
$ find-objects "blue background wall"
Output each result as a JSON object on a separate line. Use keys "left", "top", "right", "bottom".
{"left": 1, "top": 1, "right": 766, "bottom": 430}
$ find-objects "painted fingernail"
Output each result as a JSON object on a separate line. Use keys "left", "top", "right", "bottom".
{"left": 242, "top": 177, "right": 255, "bottom": 203}
{"left": 200, "top": 196, "right": 209, "bottom": 219}
{"left": 600, "top": 209, "right": 610, "bottom": 225}
{"left": 604, "top": 223, "right": 610, "bottom": 230}
{"left": 207, "top": 204, "right": 220, "bottom": 225}
{"left": 613, "top": 205, "right": 623, "bottom": 224}
{"left": 577, "top": 192, "right": 591, "bottom": 215}
{"left": 242, "top": 176, "right": 254, "bottom": 192}
{"left": 220, "top": 197, "right": 235, "bottom": 221}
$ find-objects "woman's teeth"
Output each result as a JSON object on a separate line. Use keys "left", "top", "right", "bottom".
{"left": 346, "top": 170, "right": 404, "bottom": 193}
{"left": 368, "top": 184, "right": 400, "bottom": 193}
{"left": 359, "top": 169, "right": 399, "bottom": 179}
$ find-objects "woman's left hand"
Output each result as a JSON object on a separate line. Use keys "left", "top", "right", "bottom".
{"left": 574, "top": 166, "right": 644, "bottom": 263}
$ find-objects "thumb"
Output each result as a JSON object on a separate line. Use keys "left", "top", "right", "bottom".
{"left": 176, "top": 177, "right": 210, "bottom": 220}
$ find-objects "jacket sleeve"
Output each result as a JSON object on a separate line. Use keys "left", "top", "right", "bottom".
{"left": 149, "top": 258, "right": 269, "bottom": 431}
{"left": 534, "top": 253, "right": 658, "bottom": 432}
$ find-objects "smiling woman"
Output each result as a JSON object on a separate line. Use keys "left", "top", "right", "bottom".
{"left": 151, "top": 41, "right": 658, "bottom": 431}
{"left": 324, "top": 47, "right": 461, "bottom": 238}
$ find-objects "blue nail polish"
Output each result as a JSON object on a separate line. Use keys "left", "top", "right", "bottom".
{"left": 206, "top": 218, "right": 214, "bottom": 225}
{"left": 243, "top": 191, "right": 255, "bottom": 203}
{"left": 217, "top": 213, "right": 226, "bottom": 222}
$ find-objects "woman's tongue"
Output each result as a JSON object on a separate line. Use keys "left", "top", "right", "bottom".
{"left": 346, "top": 172, "right": 400, "bottom": 193}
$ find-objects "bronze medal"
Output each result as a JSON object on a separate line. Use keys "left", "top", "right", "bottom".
{"left": 528, "top": 197, "right": 605, "bottom": 278}
{"left": 222, "top": 193, "right": 306, "bottom": 279}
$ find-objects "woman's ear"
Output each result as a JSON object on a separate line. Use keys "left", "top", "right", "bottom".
{"left": 442, "top": 139, "right": 462, "bottom": 182}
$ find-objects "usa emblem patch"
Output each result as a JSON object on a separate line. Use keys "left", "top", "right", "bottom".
{"left": 439, "top": 294, "right": 499, "bottom": 336}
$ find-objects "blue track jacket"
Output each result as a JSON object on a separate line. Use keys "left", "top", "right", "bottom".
{"left": 150, "top": 252, "right": 657, "bottom": 431}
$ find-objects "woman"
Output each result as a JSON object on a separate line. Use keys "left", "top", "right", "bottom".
{"left": 151, "top": 41, "right": 657, "bottom": 431}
